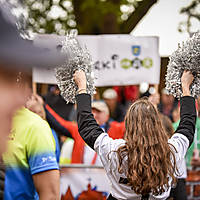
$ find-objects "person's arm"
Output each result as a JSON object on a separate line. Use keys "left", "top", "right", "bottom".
{"left": 26, "top": 118, "right": 60, "bottom": 200}
{"left": 175, "top": 96, "right": 196, "bottom": 146}
{"left": 76, "top": 94, "right": 104, "bottom": 149}
{"left": 33, "top": 170, "right": 60, "bottom": 200}
{"left": 175, "top": 71, "right": 196, "bottom": 147}
{"left": 45, "top": 104, "right": 73, "bottom": 138}
{"left": 74, "top": 71, "right": 104, "bottom": 149}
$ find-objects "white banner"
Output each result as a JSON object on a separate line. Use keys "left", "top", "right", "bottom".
{"left": 33, "top": 34, "right": 160, "bottom": 86}
{"left": 60, "top": 166, "right": 110, "bottom": 199}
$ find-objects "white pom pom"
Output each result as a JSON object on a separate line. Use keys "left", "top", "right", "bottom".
{"left": 165, "top": 31, "right": 200, "bottom": 99}
{"left": 55, "top": 31, "right": 95, "bottom": 103}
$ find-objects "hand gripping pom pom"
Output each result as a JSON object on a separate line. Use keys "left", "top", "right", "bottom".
{"left": 55, "top": 30, "right": 95, "bottom": 103}
{"left": 165, "top": 32, "right": 200, "bottom": 99}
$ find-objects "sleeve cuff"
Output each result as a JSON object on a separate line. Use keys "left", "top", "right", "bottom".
{"left": 180, "top": 96, "right": 195, "bottom": 102}
{"left": 76, "top": 93, "right": 91, "bottom": 112}
{"left": 31, "top": 163, "right": 59, "bottom": 175}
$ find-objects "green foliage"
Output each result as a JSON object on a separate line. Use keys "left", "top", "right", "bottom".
{"left": 24, "top": 0, "right": 149, "bottom": 34}
{"left": 24, "top": 0, "right": 75, "bottom": 34}
{"left": 178, "top": 0, "right": 200, "bottom": 34}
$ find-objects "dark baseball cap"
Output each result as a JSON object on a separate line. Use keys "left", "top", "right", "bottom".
{"left": 0, "top": 2, "right": 66, "bottom": 70}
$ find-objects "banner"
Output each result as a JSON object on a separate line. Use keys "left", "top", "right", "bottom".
{"left": 33, "top": 34, "right": 160, "bottom": 86}
{"left": 60, "top": 165, "right": 110, "bottom": 199}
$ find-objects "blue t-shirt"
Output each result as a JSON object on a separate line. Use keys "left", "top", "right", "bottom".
{"left": 3, "top": 108, "right": 59, "bottom": 200}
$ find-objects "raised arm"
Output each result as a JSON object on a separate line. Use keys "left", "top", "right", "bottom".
{"left": 175, "top": 71, "right": 196, "bottom": 147}
{"left": 45, "top": 104, "right": 73, "bottom": 138}
{"left": 74, "top": 70, "right": 104, "bottom": 149}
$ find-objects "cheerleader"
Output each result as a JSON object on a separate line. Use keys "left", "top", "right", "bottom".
{"left": 73, "top": 70, "right": 196, "bottom": 200}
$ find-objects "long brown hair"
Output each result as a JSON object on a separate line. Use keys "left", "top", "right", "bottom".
{"left": 117, "top": 98, "right": 177, "bottom": 196}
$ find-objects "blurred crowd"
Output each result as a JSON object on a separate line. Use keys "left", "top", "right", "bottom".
{"left": 27, "top": 85, "right": 200, "bottom": 170}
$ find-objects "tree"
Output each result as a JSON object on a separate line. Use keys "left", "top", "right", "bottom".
{"left": 178, "top": 0, "right": 200, "bottom": 35}
{"left": 23, "top": 0, "right": 158, "bottom": 35}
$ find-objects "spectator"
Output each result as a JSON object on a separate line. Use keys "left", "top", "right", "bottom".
{"left": 26, "top": 94, "right": 60, "bottom": 163}
{"left": 26, "top": 94, "right": 46, "bottom": 120}
{"left": 191, "top": 154, "right": 200, "bottom": 167}
{"left": 45, "top": 100, "right": 125, "bottom": 164}
{"left": 113, "top": 86, "right": 139, "bottom": 106}
{"left": 0, "top": 2, "right": 65, "bottom": 199}
{"left": 3, "top": 78, "right": 60, "bottom": 200}
{"left": 59, "top": 137, "right": 74, "bottom": 165}
{"left": 103, "top": 88, "right": 126, "bottom": 122}
{"left": 158, "top": 88, "right": 178, "bottom": 121}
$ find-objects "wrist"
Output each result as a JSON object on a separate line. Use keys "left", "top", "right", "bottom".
{"left": 182, "top": 89, "right": 191, "bottom": 96}
{"left": 78, "top": 86, "right": 87, "bottom": 90}
{"left": 77, "top": 88, "right": 87, "bottom": 94}
{"left": 182, "top": 83, "right": 189, "bottom": 88}
{"left": 182, "top": 84, "right": 190, "bottom": 95}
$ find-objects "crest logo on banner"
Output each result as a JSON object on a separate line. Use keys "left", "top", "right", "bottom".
{"left": 132, "top": 45, "right": 141, "bottom": 56}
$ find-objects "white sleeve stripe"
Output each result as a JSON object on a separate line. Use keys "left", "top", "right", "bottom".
{"left": 169, "top": 133, "right": 189, "bottom": 147}
{"left": 168, "top": 133, "right": 189, "bottom": 160}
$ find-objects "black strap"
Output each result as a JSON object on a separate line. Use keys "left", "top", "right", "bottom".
{"left": 118, "top": 177, "right": 149, "bottom": 200}
{"left": 107, "top": 194, "right": 117, "bottom": 200}
{"left": 141, "top": 194, "right": 149, "bottom": 200}
{"left": 119, "top": 177, "right": 129, "bottom": 184}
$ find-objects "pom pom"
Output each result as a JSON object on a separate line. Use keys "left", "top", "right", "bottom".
{"left": 165, "top": 32, "right": 200, "bottom": 98}
{"left": 55, "top": 30, "right": 95, "bottom": 103}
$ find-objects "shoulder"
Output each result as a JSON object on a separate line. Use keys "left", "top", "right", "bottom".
{"left": 94, "top": 133, "right": 125, "bottom": 153}
{"left": 168, "top": 133, "right": 189, "bottom": 159}
{"left": 26, "top": 109, "right": 51, "bottom": 130}
{"left": 15, "top": 108, "right": 48, "bottom": 126}
{"left": 14, "top": 108, "right": 51, "bottom": 133}
{"left": 16, "top": 109, "right": 52, "bottom": 140}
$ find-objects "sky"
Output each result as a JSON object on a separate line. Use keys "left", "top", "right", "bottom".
{"left": 131, "top": 0, "right": 200, "bottom": 56}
